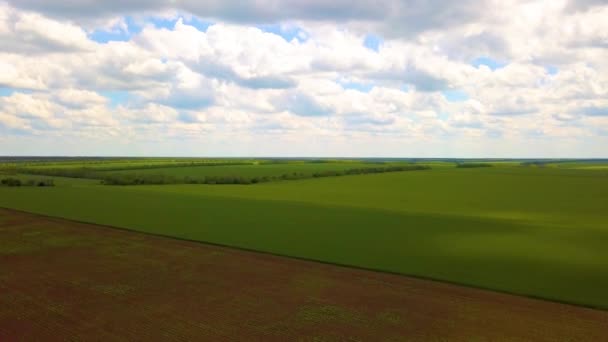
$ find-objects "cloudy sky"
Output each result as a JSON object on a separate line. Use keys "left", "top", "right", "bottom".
{"left": 0, "top": 0, "right": 607, "bottom": 157}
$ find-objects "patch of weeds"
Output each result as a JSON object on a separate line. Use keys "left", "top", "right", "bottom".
{"left": 0, "top": 242, "right": 39, "bottom": 255}
{"left": 291, "top": 275, "right": 335, "bottom": 295}
{"left": 96, "top": 244, "right": 134, "bottom": 258}
{"left": 91, "top": 284, "right": 134, "bottom": 296}
{"left": 47, "top": 302, "right": 66, "bottom": 315}
{"left": 301, "top": 336, "right": 344, "bottom": 342}
{"left": 297, "top": 305, "right": 360, "bottom": 324}
{"left": 376, "top": 310, "right": 403, "bottom": 325}
{"left": 43, "top": 235, "right": 86, "bottom": 248}
{"left": 22, "top": 230, "right": 44, "bottom": 237}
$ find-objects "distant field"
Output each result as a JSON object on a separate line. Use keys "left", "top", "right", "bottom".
{"left": 9, "top": 158, "right": 256, "bottom": 170}
{"left": 2, "top": 158, "right": 428, "bottom": 185}
{"left": 2, "top": 209, "right": 607, "bottom": 340}
{"left": 1, "top": 162, "right": 607, "bottom": 309}
{"left": 100, "top": 161, "right": 407, "bottom": 179}
{"left": 553, "top": 163, "right": 608, "bottom": 170}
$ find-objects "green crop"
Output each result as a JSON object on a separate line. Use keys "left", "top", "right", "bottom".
{"left": 0, "top": 163, "right": 607, "bottom": 309}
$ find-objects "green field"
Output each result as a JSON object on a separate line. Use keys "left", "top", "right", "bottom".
{"left": 1, "top": 159, "right": 607, "bottom": 309}
{"left": 101, "top": 161, "right": 407, "bottom": 178}
{"left": 7, "top": 158, "right": 256, "bottom": 170}
{"left": 4, "top": 158, "right": 424, "bottom": 184}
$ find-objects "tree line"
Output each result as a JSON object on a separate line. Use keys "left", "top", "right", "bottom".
{"left": 15, "top": 161, "right": 256, "bottom": 178}
{"left": 0, "top": 177, "right": 55, "bottom": 187}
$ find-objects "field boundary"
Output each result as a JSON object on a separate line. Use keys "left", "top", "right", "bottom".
{"left": 3, "top": 206, "right": 607, "bottom": 313}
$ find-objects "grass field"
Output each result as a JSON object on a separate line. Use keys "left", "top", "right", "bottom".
{"left": 1, "top": 160, "right": 607, "bottom": 309}
{"left": 2, "top": 209, "right": 607, "bottom": 340}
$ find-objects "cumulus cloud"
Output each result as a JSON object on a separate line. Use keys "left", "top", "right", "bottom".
{"left": 566, "top": 0, "right": 608, "bottom": 12}
{"left": 54, "top": 89, "right": 108, "bottom": 109}
{"left": 4, "top": 0, "right": 169, "bottom": 23}
{"left": 6, "top": 0, "right": 486, "bottom": 36}
{"left": 0, "top": 3, "right": 93, "bottom": 54}
{"left": 120, "top": 103, "right": 179, "bottom": 123}
{"left": 1, "top": 1, "right": 607, "bottom": 156}
{"left": 193, "top": 60, "right": 297, "bottom": 89}
{"left": 581, "top": 106, "right": 608, "bottom": 116}
{"left": 0, "top": 59, "right": 47, "bottom": 90}
{"left": 273, "top": 91, "right": 331, "bottom": 117}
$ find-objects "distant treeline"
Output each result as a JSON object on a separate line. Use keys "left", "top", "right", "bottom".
{"left": 16, "top": 161, "right": 255, "bottom": 176}
{"left": 1, "top": 177, "right": 55, "bottom": 187}
{"left": 19, "top": 168, "right": 100, "bottom": 179}
{"left": 456, "top": 163, "right": 493, "bottom": 168}
{"left": 101, "top": 165, "right": 431, "bottom": 186}
{"left": 520, "top": 159, "right": 608, "bottom": 167}
{"left": 95, "top": 161, "right": 255, "bottom": 172}
{"left": 521, "top": 161, "right": 548, "bottom": 167}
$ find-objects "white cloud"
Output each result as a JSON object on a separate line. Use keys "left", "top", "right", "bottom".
{"left": 0, "top": 3, "right": 93, "bottom": 54}
{"left": 54, "top": 89, "right": 108, "bottom": 108}
{"left": 0, "top": 1, "right": 607, "bottom": 156}
{"left": 119, "top": 103, "right": 178, "bottom": 123}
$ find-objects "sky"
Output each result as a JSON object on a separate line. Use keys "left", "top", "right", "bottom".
{"left": 0, "top": 0, "right": 607, "bottom": 157}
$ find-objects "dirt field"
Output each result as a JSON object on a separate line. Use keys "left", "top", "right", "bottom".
{"left": 1, "top": 208, "right": 607, "bottom": 341}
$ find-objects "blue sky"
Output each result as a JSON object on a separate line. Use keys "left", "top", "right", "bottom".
{"left": 363, "top": 34, "right": 383, "bottom": 52}
{"left": 89, "top": 15, "right": 214, "bottom": 43}
{"left": 101, "top": 91, "right": 132, "bottom": 107}
{"left": 0, "top": 88, "right": 15, "bottom": 97}
{"left": 442, "top": 90, "right": 469, "bottom": 102}
{"left": 258, "top": 24, "right": 308, "bottom": 42}
{"left": 472, "top": 57, "right": 508, "bottom": 70}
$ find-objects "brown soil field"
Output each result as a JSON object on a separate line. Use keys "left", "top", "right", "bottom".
{"left": 1, "top": 208, "right": 607, "bottom": 341}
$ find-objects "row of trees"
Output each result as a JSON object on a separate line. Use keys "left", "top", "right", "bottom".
{"left": 520, "top": 161, "right": 550, "bottom": 167}
{"left": 19, "top": 168, "right": 99, "bottom": 179}
{"left": 17, "top": 161, "right": 257, "bottom": 179}
{"left": 100, "top": 174, "right": 178, "bottom": 185}
{"left": 0, "top": 178, "right": 55, "bottom": 187}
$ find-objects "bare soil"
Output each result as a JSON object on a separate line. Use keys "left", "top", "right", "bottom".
{"left": 1, "top": 208, "right": 606, "bottom": 341}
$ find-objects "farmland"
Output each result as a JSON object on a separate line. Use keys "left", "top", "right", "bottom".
{"left": 2, "top": 208, "right": 607, "bottom": 340}
{"left": 101, "top": 161, "right": 406, "bottom": 178}
{"left": 4, "top": 158, "right": 428, "bottom": 184}
{"left": 1, "top": 158, "right": 608, "bottom": 312}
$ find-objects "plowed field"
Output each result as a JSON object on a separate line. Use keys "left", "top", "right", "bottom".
{"left": 1, "top": 209, "right": 606, "bottom": 341}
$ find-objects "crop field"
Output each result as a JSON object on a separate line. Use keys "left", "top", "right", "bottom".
{"left": 7, "top": 158, "right": 256, "bottom": 170}
{"left": 553, "top": 163, "right": 608, "bottom": 170}
{"left": 2, "top": 158, "right": 425, "bottom": 185}
{"left": 1, "top": 208, "right": 607, "bottom": 340}
{"left": 100, "top": 161, "right": 406, "bottom": 178}
{"left": 1, "top": 158, "right": 608, "bottom": 312}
